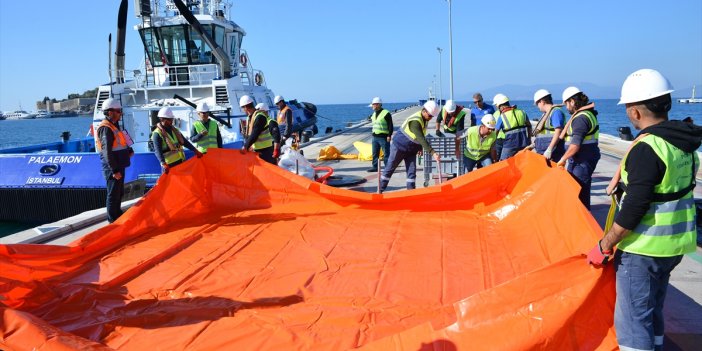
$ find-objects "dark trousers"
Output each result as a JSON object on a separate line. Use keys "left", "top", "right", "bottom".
{"left": 380, "top": 133, "right": 421, "bottom": 192}
{"left": 566, "top": 155, "right": 600, "bottom": 210}
{"left": 371, "top": 135, "right": 390, "bottom": 169}
{"left": 494, "top": 139, "right": 504, "bottom": 161}
{"left": 106, "top": 168, "right": 125, "bottom": 223}
{"left": 257, "top": 146, "right": 276, "bottom": 165}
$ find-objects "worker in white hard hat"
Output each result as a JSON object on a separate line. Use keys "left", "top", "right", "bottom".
{"left": 493, "top": 93, "right": 532, "bottom": 161}
{"left": 274, "top": 95, "right": 295, "bottom": 146}
{"left": 380, "top": 100, "right": 441, "bottom": 192}
{"left": 256, "top": 102, "right": 282, "bottom": 160}
{"left": 589, "top": 69, "right": 701, "bottom": 351}
{"left": 189, "top": 101, "right": 222, "bottom": 154}
{"left": 437, "top": 99, "right": 468, "bottom": 136}
{"left": 456, "top": 114, "right": 497, "bottom": 173}
{"left": 532, "top": 89, "right": 567, "bottom": 161}
{"left": 96, "top": 97, "right": 134, "bottom": 223}
{"left": 241, "top": 95, "right": 276, "bottom": 164}
{"left": 151, "top": 106, "right": 202, "bottom": 174}
{"left": 366, "top": 97, "right": 394, "bottom": 172}
{"left": 555, "top": 86, "right": 600, "bottom": 209}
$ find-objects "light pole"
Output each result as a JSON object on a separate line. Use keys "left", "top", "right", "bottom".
{"left": 444, "top": 0, "right": 454, "bottom": 101}
{"left": 437, "top": 47, "right": 443, "bottom": 107}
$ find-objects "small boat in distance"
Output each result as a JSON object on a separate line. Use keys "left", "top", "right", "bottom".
{"left": 678, "top": 85, "right": 702, "bottom": 103}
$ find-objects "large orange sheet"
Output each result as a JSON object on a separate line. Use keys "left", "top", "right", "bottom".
{"left": 0, "top": 149, "right": 617, "bottom": 350}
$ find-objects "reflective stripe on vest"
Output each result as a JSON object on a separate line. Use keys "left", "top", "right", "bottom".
{"left": 463, "top": 125, "right": 496, "bottom": 160}
{"left": 618, "top": 134, "right": 699, "bottom": 256}
{"left": 565, "top": 110, "right": 599, "bottom": 144}
{"left": 536, "top": 106, "right": 566, "bottom": 139}
{"left": 154, "top": 128, "right": 185, "bottom": 165}
{"left": 500, "top": 108, "right": 528, "bottom": 138}
{"left": 95, "top": 120, "right": 128, "bottom": 152}
{"left": 248, "top": 111, "right": 273, "bottom": 150}
{"left": 400, "top": 112, "right": 427, "bottom": 143}
{"left": 443, "top": 108, "right": 467, "bottom": 133}
{"left": 277, "top": 105, "right": 291, "bottom": 126}
{"left": 371, "top": 109, "right": 390, "bottom": 134}
{"left": 193, "top": 120, "right": 218, "bottom": 153}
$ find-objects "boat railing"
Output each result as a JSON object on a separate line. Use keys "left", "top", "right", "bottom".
{"left": 112, "top": 63, "right": 221, "bottom": 88}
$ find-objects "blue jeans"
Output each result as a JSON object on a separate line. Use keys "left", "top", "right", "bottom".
{"left": 463, "top": 155, "right": 492, "bottom": 173}
{"left": 371, "top": 135, "right": 390, "bottom": 169}
{"left": 614, "top": 251, "right": 683, "bottom": 351}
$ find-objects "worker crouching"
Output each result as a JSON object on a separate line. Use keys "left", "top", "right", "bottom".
{"left": 459, "top": 114, "right": 497, "bottom": 173}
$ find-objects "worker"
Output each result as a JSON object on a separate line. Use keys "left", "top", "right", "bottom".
{"left": 380, "top": 101, "right": 441, "bottom": 192}
{"left": 493, "top": 93, "right": 532, "bottom": 160}
{"left": 367, "top": 97, "right": 394, "bottom": 172}
{"left": 533, "top": 89, "right": 567, "bottom": 161}
{"left": 469, "top": 93, "right": 495, "bottom": 128}
{"left": 438, "top": 99, "right": 468, "bottom": 136}
{"left": 458, "top": 114, "right": 497, "bottom": 173}
{"left": 189, "top": 102, "right": 222, "bottom": 153}
{"left": 152, "top": 107, "right": 202, "bottom": 174}
{"left": 588, "top": 68, "right": 701, "bottom": 351}
{"left": 556, "top": 86, "right": 600, "bottom": 209}
{"left": 256, "top": 102, "right": 282, "bottom": 161}
{"left": 96, "top": 98, "right": 134, "bottom": 223}
{"left": 241, "top": 95, "right": 276, "bottom": 165}
{"left": 274, "top": 95, "right": 295, "bottom": 146}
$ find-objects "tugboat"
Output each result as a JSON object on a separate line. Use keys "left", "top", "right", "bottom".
{"left": 0, "top": 0, "right": 315, "bottom": 222}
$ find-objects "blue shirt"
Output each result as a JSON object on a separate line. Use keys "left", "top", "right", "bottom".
{"left": 550, "top": 108, "right": 565, "bottom": 129}
{"left": 470, "top": 104, "right": 496, "bottom": 127}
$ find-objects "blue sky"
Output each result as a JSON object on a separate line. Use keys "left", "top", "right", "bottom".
{"left": 1, "top": 0, "right": 701, "bottom": 111}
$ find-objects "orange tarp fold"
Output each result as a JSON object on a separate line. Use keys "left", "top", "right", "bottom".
{"left": 0, "top": 149, "right": 617, "bottom": 350}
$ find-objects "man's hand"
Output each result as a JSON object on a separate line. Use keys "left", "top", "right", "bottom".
{"left": 112, "top": 171, "right": 122, "bottom": 180}
{"left": 587, "top": 240, "right": 612, "bottom": 266}
{"left": 543, "top": 147, "right": 553, "bottom": 160}
{"left": 161, "top": 164, "right": 170, "bottom": 174}
{"left": 195, "top": 151, "right": 204, "bottom": 158}
{"left": 386, "top": 136, "right": 391, "bottom": 142}
{"left": 432, "top": 152, "right": 441, "bottom": 162}
{"left": 556, "top": 158, "right": 567, "bottom": 169}
{"left": 273, "top": 148, "right": 280, "bottom": 158}
{"left": 200, "top": 130, "right": 208, "bottom": 136}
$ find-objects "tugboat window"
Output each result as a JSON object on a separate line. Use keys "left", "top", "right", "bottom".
{"left": 188, "top": 29, "right": 213, "bottom": 64}
{"left": 139, "top": 28, "right": 164, "bottom": 66}
{"left": 158, "top": 25, "right": 189, "bottom": 65}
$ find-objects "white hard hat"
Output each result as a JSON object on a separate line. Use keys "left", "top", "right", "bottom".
{"left": 101, "top": 98, "right": 122, "bottom": 111}
{"left": 423, "top": 100, "right": 440, "bottom": 117}
{"left": 533, "top": 89, "right": 551, "bottom": 105}
{"left": 239, "top": 95, "right": 255, "bottom": 107}
{"left": 445, "top": 100, "right": 457, "bottom": 113}
{"left": 196, "top": 102, "right": 210, "bottom": 113}
{"left": 492, "top": 94, "right": 509, "bottom": 107}
{"left": 273, "top": 95, "right": 284, "bottom": 104}
{"left": 158, "top": 107, "right": 175, "bottom": 119}
{"left": 618, "top": 68, "right": 674, "bottom": 105}
{"left": 481, "top": 114, "right": 496, "bottom": 129}
{"left": 368, "top": 97, "right": 382, "bottom": 107}
{"left": 255, "top": 102, "right": 269, "bottom": 111}
{"left": 562, "top": 86, "right": 582, "bottom": 103}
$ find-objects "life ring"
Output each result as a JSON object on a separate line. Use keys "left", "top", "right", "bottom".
{"left": 239, "top": 53, "right": 248, "bottom": 67}
{"left": 254, "top": 72, "right": 264, "bottom": 86}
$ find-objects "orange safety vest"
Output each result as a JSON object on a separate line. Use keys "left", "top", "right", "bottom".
{"left": 95, "top": 120, "right": 128, "bottom": 152}
{"left": 277, "top": 105, "right": 291, "bottom": 125}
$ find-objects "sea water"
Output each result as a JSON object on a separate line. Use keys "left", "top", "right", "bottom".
{"left": 1, "top": 100, "right": 700, "bottom": 150}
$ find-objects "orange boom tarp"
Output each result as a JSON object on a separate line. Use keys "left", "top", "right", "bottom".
{"left": 0, "top": 149, "right": 617, "bottom": 350}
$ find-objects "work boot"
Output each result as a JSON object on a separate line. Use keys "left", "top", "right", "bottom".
{"left": 367, "top": 166, "right": 378, "bottom": 172}
{"left": 435, "top": 130, "right": 444, "bottom": 137}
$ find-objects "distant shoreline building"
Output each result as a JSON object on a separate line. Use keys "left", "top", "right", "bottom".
{"left": 36, "top": 98, "right": 94, "bottom": 113}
